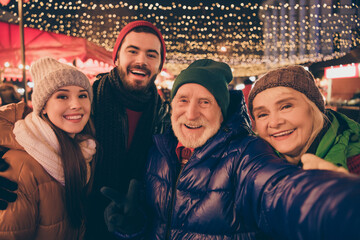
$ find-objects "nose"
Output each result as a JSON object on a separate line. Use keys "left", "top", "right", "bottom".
{"left": 185, "top": 101, "right": 200, "bottom": 120}
{"left": 135, "top": 52, "right": 148, "bottom": 66}
{"left": 69, "top": 97, "right": 82, "bottom": 110}
{"left": 268, "top": 113, "right": 285, "bottom": 128}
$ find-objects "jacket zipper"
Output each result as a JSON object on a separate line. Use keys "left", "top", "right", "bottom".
{"left": 165, "top": 163, "right": 184, "bottom": 239}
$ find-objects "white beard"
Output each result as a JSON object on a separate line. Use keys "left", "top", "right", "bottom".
{"left": 171, "top": 115, "right": 222, "bottom": 149}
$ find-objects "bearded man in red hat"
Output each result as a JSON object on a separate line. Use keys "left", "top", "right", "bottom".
{"left": 87, "top": 20, "right": 170, "bottom": 240}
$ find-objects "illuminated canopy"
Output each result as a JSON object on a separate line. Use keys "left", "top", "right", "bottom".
{"left": 0, "top": 21, "right": 113, "bottom": 79}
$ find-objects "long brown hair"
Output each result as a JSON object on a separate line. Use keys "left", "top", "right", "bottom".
{"left": 40, "top": 112, "right": 96, "bottom": 229}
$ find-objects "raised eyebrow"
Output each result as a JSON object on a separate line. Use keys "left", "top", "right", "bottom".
{"left": 252, "top": 105, "right": 266, "bottom": 113}
{"left": 147, "top": 49, "right": 159, "bottom": 56}
{"left": 199, "top": 97, "right": 213, "bottom": 102}
{"left": 253, "top": 97, "right": 296, "bottom": 112}
{"left": 276, "top": 97, "right": 297, "bottom": 105}
{"left": 79, "top": 90, "right": 89, "bottom": 95}
{"left": 125, "top": 45, "right": 140, "bottom": 51}
{"left": 126, "top": 45, "right": 159, "bottom": 56}
{"left": 54, "top": 88, "right": 70, "bottom": 93}
{"left": 176, "top": 95, "right": 188, "bottom": 100}
{"left": 54, "top": 89, "right": 87, "bottom": 93}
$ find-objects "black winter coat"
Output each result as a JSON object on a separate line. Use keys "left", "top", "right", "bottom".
{"left": 85, "top": 71, "right": 171, "bottom": 240}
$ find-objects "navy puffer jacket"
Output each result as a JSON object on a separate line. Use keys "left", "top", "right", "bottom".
{"left": 145, "top": 90, "right": 360, "bottom": 240}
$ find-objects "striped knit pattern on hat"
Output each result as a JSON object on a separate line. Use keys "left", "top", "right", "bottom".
{"left": 112, "top": 20, "right": 166, "bottom": 70}
{"left": 30, "top": 57, "right": 93, "bottom": 116}
{"left": 248, "top": 65, "right": 325, "bottom": 119}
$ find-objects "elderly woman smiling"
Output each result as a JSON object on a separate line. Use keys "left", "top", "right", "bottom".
{"left": 248, "top": 65, "right": 360, "bottom": 175}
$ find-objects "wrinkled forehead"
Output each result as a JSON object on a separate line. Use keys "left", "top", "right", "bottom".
{"left": 252, "top": 86, "right": 309, "bottom": 111}
{"left": 174, "top": 83, "right": 215, "bottom": 99}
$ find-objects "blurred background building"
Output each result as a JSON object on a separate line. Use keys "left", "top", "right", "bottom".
{"left": 260, "top": 0, "right": 359, "bottom": 67}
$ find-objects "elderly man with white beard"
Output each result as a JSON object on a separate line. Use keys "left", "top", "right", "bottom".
{"left": 142, "top": 59, "right": 360, "bottom": 240}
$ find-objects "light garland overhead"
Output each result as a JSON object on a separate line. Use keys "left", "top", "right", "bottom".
{"left": 0, "top": 0, "right": 359, "bottom": 77}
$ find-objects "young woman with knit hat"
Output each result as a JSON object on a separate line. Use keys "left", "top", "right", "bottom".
{"left": 248, "top": 65, "right": 360, "bottom": 175}
{"left": 0, "top": 57, "right": 96, "bottom": 239}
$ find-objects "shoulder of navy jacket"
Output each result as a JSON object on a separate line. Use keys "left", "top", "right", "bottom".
{"left": 222, "top": 126, "right": 230, "bottom": 133}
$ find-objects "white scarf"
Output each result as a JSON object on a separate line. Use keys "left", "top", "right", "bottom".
{"left": 13, "top": 112, "right": 96, "bottom": 186}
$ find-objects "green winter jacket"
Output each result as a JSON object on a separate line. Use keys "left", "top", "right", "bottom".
{"left": 314, "top": 109, "right": 360, "bottom": 170}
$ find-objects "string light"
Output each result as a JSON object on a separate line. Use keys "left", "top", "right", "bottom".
{"left": 0, "top": 0, "right": 359, "bottom": 77}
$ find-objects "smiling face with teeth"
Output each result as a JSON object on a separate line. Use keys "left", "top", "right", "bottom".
{"left": 42, "top": 85, "right": 91, "bottom": 137}
{"left": 115, "top": 31, "right": 162, "bottom": 92}
{"left": 252, "top": 87, "right": 315, "bottom": 164}
{"left": 171, "top": 83, "right": 223, "bottom": 149}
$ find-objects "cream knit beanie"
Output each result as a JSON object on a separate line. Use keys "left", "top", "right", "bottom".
{"left": 30, "top": 57, "right": 93, "bottom": 116}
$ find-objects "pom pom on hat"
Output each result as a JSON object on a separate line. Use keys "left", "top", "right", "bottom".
{"left": 30, "top": 57, "right": 93, "bottom": 116}
{"left": 171, "top": 59, "right": 233, "bottom": 118}
{"left": 248, "top": 65, "right": 325, "bottom": 119}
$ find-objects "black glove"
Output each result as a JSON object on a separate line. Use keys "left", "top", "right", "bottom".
{"left": 101, "top": 179, "right": 146, "bottom": 237}
{"left": 0, "top": 157, "right": 18, "bottom": 210}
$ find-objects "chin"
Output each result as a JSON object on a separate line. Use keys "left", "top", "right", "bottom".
{"left": 66, "top": 128, "right": 84, "bottom": 135}
{"left": 182, "top": 138, "right": 207, "bottom": 149}
{"left": 177, "top": 131, "right": 216, "bottom": 149}
{"left": 173, "top": 121, "right": 221, "bottom": 149}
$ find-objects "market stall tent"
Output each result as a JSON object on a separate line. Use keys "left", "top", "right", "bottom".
{"left": 0, "top": 21, "right": 113, "bottom": 82}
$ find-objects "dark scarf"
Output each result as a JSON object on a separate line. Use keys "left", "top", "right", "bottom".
{"left": 92, "top": 67, "right": 159, "bottom": 194}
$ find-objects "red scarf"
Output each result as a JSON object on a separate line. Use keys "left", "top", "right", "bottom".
{"left": 175, "top": 142, "right": 194, "bottom": 167}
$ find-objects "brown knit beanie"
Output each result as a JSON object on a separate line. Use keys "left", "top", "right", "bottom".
{"left": 30, "top": 57, "right": 93, "bottom": 116}
{"left": 248, "top": 65, "right": 325, "bottom": 119}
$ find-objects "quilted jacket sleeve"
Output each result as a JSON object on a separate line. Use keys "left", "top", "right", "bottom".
{"left": 0, "top": 151, "right": 38, "bottom": 239}
{"left": 239, "top": 136, "right": 360, "bottom": 240}
{"left": 0, "top": 149, "right": 72, "bottom": 240}
{"left": 0, "top": 102, "right": 27, "bottom": 150}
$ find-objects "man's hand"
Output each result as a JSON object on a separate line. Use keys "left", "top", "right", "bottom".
{"left": 0, "top": 157, "right": 18, "bottom": 210}
{"left": 101, "top": 179, "right": 146, "bottom": 236}
{"left": 301, "top": 153, "right": 349, "bottom": 174}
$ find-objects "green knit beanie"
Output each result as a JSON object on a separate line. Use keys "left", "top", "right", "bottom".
{"left": 171, "top": 59, "right": 233, "bottom": 118}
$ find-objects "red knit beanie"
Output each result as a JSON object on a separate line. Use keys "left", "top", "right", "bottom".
{"left": 112, "top": 20, "right": 166, "bottom": 70}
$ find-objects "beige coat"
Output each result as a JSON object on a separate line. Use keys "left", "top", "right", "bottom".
{"left": 0, "top": 102, "right": 84, "bottom": 240}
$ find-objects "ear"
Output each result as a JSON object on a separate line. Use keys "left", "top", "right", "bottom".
{"left": 114, "top": 52, "right": 120, "bottom": 67}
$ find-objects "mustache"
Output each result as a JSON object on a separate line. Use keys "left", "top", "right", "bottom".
{"left": 177, "top": 116, "right": 207, "bottom": 127}
{"left": 128, "top": 64, "right": 151, "bottom": 75}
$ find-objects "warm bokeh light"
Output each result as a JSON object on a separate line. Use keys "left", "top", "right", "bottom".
{"left": 0, "top": 0, "right": 359, "bottom": 77}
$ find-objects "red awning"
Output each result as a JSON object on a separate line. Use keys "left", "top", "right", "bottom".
{"left": 0, "top": 21, "right": 113, "bottom": 80}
